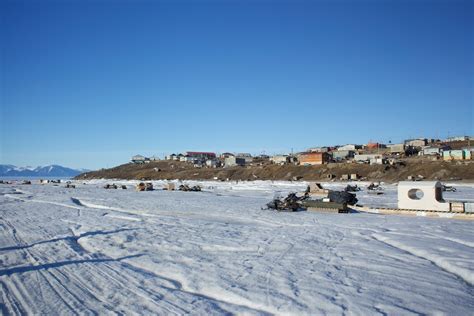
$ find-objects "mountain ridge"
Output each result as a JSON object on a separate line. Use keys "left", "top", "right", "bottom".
{"left": 0, "top": 164, "right": 89, "bottom": 177}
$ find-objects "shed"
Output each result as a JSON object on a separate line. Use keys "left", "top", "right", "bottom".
{"left": 398, "top": 181, "right": 449, "bottom": 212}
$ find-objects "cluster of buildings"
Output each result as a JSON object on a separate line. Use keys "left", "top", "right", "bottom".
{"left": 164, "top": 152, "right": 269, "bottom": 168}
{"left": 130, "top": 136, "right": 473, "bottom": 168}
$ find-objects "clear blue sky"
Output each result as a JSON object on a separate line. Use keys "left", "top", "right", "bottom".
{"left": 1, "top": 0, "right": 472, "bottom": 169}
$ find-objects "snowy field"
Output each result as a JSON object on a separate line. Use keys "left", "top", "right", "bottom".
{"left": 0, "top": 180, "right": 473, "bottom": 315}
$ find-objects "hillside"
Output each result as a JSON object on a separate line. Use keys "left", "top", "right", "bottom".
{"left": 75, "top": 159, "right": 474, "bottom": 182}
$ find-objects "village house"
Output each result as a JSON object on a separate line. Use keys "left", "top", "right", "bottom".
{"left": 180, "top": 155, "right": 194, "bottom": 163}
{"left": 337, "top": 144, "right": 362, "bottom": 151}
{"left": 220, "top": 152, "right": 235, "bottom": 159}
{"left": 236, "top": 153, "right": 253, "bottom": 163}
{"left": 332, "top": 150, "right": 355, "bottom": 161}
{"left": 366, "top": 142, "right": 386, "bottom": 150}
{"left": 206, "top": 159, "right": 221, "bottom": 168}
{"left": 224, "top": 156, "right": 245, "bottom": 167}
{"left": 270, "top": 155, "right": 287, "bottom": 165}
{"left": 421, "top": 145, "right": 450, "bottom": 156}
{"left": 445, "top": 136, "right": 471, "bottom": 142}
{"left": 255, "top": 154, "right": 270, "bottom": 160}
{"left": 165, "top": 154, "right": 177, "bottom": 160}
{"left": 387, "top": 143, "right": 405, "bottom": 154}
{"left": 186, "top": 152, "right": 216, "bottom": 160}
{"left": 354, "top": 154, "right": 385, "bottom": 164}
{"left": 308, "top": 147, "right": 329, "bottom": 153}
{"left": 443, "top": 149, "right": 472, "bottom": 161}
{"left": 298, "top": 152, "right": 330, "bottom": 165}
{"left": 131, "top": 155, "right": 148, "bottom": 164}
{"left": 405, "top": 138, "right": 427, "bottom": 148}
{"left": 270, "top": 155, "right": 297, "bottom": 165}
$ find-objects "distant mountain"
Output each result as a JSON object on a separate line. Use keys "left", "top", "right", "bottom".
{"left": 0, "top": 165, "right": 89, "bottom": 177}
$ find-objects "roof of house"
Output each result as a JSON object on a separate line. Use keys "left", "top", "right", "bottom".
{"left": 186, "top": 151, "right": 216, "bottom": 156}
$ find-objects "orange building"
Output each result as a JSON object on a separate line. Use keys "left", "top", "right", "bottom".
{"left": 298, "top": 152, "right": 330, "bottom": 165}
{"left": 367, "top": 142, "right": 380, "bottom": 149}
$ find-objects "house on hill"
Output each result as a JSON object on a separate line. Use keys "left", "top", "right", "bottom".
{"left": 308, "top": 147, "right": 329, "bottom": 153}
{"left": 366, "top": 142, "right": 386, "bottom": 149}
{"left": 388, "top": 144, "right": 405, "bottom": 154}
{"left": 224, "top": 156, "right": 245, "bottom": 167}
{"left": 220, "top": 152, "right": 235, "bottom": 159}
{"left": 131, "top": 155, "right": 148, "bottom": 164}
{"left": 236, "top": 153, "right": 253, "bottom": 163}
{"left": 405, "top": 138, "right": 427, "bottom": 148}
{"left": 165, "top": 154, "right": 177, "bottom": 160}
{"left": 337, "top": 144, "right": 362, "bottom": 151}
{"left": 298, "top": 152, "right": 330, "bottom": 165}
{"left": 332, "top": 150, "right": 355, "bottom": 161}
{"left": 186, "top": 152, "right": 216, "bottom": 160}
{"left": 422, "top": 145, "right": 451, "bottom": 156}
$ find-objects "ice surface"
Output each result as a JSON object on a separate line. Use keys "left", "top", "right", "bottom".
{"left": 0, "top": 180, "right": 473, "bottom": 314}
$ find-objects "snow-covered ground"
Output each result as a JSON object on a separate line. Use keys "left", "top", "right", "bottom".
{"left": 0, "top": 180, "right": 473, "bottom": 315}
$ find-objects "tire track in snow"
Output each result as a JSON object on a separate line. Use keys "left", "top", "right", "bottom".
{"left": 3, "top": 211, "right": 185, "bottom": 314}
{"left": 117, "top": 260, "right": 275, "bottom": 315}
{"left": 0, "top": 219, "right": 78, "bottom": 315}
{"left": 72, "top": 197, "right": 281, "bottom": 227}
{"left": 5, "top": 194, "right": 81, "bottom": 211}
{"left": 0, "top": 217, "right": 148, "bottom": 314}
{"left": 372, "top": 234, "right": 474, "bottom": 286}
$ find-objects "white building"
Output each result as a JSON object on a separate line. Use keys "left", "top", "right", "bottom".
{"left": 445, "top": 136, "right": 471, "bottom": 142}
{"left": 206, "top": 159, "right": 220, "bottom": 168}
{"left": 131, "top": 155, "right": 147, "bottom": 164}
{"left": 337, "top": 144, "right": 361, "bottom": 151}
{"left": 271, "top": 155, "right": 290, "bottom": 164}
{"left": 404, "top": 139, "right": 427, "bottom": 147}
{"left": 308, "top": 147, "right": 329, "bottom": 153}
{"left": 354, "top": 154, "right": 382, "bottom": 162}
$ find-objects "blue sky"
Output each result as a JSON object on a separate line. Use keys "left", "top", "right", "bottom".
{"left": 1, "top": 0, "right": 472, "bottom": 169}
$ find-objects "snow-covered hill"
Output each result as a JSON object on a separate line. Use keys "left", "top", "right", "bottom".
{"left": 0, "top": 164, "right": 88, "bottom": 177}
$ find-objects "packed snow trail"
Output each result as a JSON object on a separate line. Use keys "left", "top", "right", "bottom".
{"left": 0, "top": 180, "right": 473, "bottom": 315}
